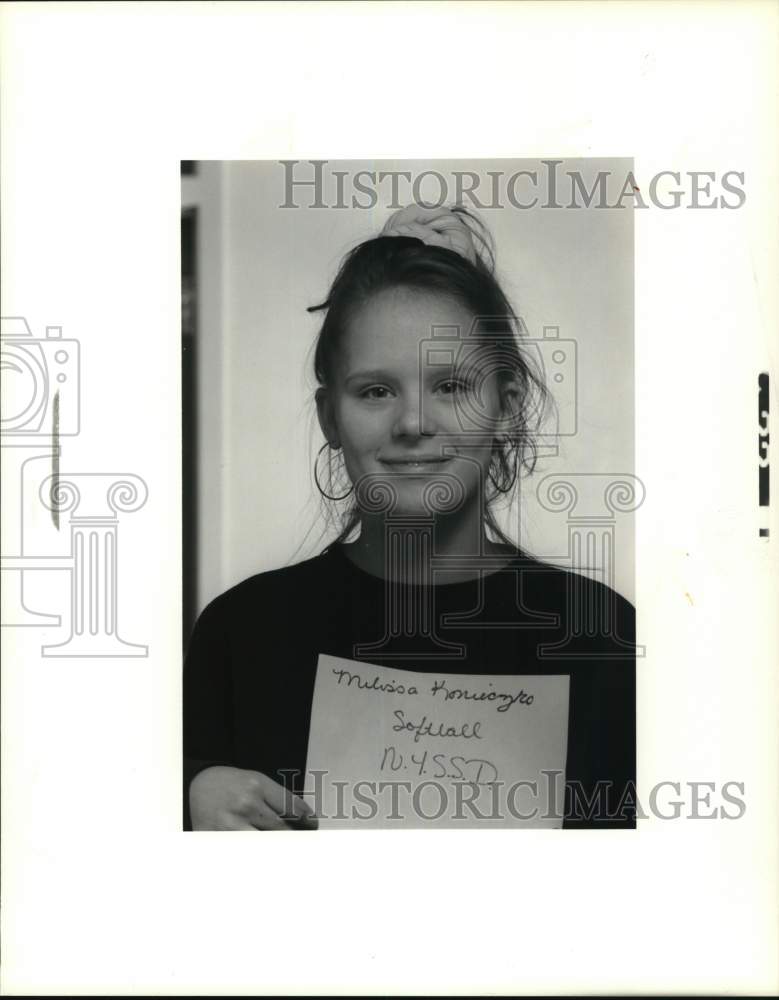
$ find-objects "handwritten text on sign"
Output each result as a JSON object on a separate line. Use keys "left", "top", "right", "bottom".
{"left": 304, "top": 654, "right": 570, "bottom": 828}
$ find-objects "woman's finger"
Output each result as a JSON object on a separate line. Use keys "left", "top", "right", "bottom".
{"left": 427, "top": 214, "right": 470, "bottom": 234}
{"left": 260, "top": 775, "right": 318, "bottom": 826}
{"left": 247, "top": 808, "right": 295, "bottom": 832}
{"left": 386, "top": 222, "right": 432, "bottom": 241}
{"left": 387, "top": 222, "right": 453, "bottom": 248}
{"left": 385, "top": 205, "right": 455, "bottom": 229}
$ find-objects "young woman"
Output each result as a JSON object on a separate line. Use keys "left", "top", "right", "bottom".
{"left": 183, "top": 205, "right": 636, "bottom": 831}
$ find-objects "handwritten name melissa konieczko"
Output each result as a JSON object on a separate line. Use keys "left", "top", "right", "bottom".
{"left": 330, "top": 667, "right": 536, "bottom": 712}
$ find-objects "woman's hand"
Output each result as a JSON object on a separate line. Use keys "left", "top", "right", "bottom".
{"left": 189, "top": 765, "right": 318, "bottom": 831}
{"left": 380, "top": 205, "right": 479, "bottom": 264}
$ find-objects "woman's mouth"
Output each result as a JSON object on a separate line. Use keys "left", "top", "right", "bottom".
{"left": 379, "top": 457, "right": 453, "bottom": 473}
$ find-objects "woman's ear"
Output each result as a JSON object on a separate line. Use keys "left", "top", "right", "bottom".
{"left": 315, "top": 388, "right": 340, "bottom": 449}
{"left": 496, "top": 379, "right": 522, "bottom": 441}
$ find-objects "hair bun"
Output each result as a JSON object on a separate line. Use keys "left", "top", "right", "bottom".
{"left": 380, "top": 205, "right": 479, "bottom": 266}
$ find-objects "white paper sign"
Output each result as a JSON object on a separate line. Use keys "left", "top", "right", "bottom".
{"left": 304, "top": 654, "right": 570, "bottom": 828}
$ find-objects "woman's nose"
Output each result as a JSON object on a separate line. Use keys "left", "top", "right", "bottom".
{"left": 392, "top": 393, "right": 432, "bottom": 439}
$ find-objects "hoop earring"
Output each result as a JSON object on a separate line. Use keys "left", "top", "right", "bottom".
{"left": 489, "top": 444, "right": 520, "bottom": 495}
{"left": 314, "top": 442, "right": 354, "bottom": 502}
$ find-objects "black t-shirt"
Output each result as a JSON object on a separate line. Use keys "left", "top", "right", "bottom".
{"left": 183, "top": 543, "right": 637, "bottom": 829}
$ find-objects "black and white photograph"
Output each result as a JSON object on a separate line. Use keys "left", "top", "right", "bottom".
{"left": 1, "top": 2, "right": 777, "bottom": 996}
{"left": 181, "top": 159, "right": 638, "bottom": 831}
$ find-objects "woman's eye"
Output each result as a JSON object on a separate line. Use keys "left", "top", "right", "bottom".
{"left": 360, "top": 385, "right": 393, "bottom": 400}
{"left": 437, "top": 379, "right": 468, "bottom": 396}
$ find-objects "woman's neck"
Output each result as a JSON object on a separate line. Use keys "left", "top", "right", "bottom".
{"left": 341, "top": 505, "right": 517, "bottom": 584}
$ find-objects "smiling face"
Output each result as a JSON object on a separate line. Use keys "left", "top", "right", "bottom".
{"left": 317, "top": 286, "right": 514, "bottom": 518}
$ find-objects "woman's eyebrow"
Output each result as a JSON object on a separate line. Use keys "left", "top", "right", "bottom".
{"left": 344, "top": 363, "right": 475, "bottom": 387}
{"left": 343, "top": 369, "right": 393, "bottom": 386}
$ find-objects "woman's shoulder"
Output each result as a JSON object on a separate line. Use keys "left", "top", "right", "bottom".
{"left": 504, "top": 548, "right": 635, "bottom": 615}
{"left": 197, "top": 548, "right": 343, "bottom": 623}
